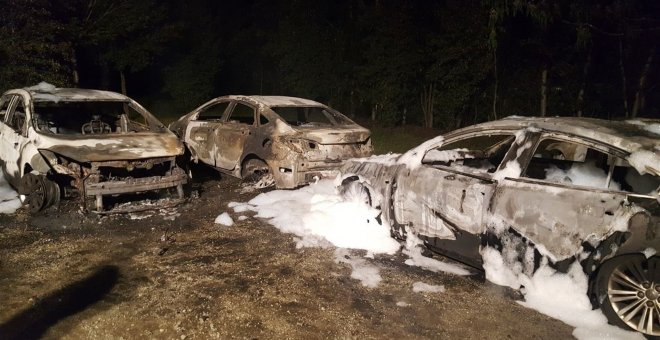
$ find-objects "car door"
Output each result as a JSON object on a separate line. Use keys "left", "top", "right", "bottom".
{"left": 212, "top": 101, "right": 256, "bottom": 170}
{"left": 490, "top": 133, "right": 636, "bottom": 260}
{"left": 186, "top": 100, "right": 231, "bottom": 167}
{"left": 0, "top": 94, "right": 30, "bottom": 181}
{"left": 392, "top": 132, "right": 517, "bottom": 264}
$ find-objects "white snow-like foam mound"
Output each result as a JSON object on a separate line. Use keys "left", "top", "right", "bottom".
{"left": 334, "top": 249, "right": 382, "bottom": 288}
{"left": 214, "top": 212, "right": 234, "bottom": 226}
{"left": 0, "top": 172, "right": 21, "bottom": 214}
{"left": 243, "top": 179, "right": 400, "bottom": 254}
{"left": 412, "top": 282, "right": 445, "bottom": 293}
{"left": 481, "top": 247, "right": 644, "bottom": 340}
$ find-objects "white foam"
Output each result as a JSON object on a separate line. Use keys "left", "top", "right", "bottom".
{"left": 214, "top": 212, "right": 234, "bottom": 226}
{"left": 412, "top": 282, "right": 445, "bottom": 293}
{"left": 0, "top": 172, "right": 21, "bottom": 214}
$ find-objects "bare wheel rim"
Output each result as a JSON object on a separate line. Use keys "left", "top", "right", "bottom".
{"left": 19, "top": 173, "right": 41, "bottom": 195}
{"left": 26, "top": 177, "right": 46, "bottom": 213}
{"left": 606, "top": 256, "right": 660, "bottom": 336}
{"left": 242, "top": 159, "right": 269, "bottom": 181}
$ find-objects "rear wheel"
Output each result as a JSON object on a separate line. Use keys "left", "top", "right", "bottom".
{"left": 241, "top": 158, "right": 272, "bottom": 184}
{"left": 595, "top": 254, "right": 660, "bottom": 336}
{"left": 340, "top": 179, "right": 372, "bottom": 206}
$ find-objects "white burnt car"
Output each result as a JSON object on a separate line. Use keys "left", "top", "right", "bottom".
{"left": 339, "top": 117, "right": 659, "bottom": 336}
{"left": 0, "top": 83, "right": 187, "bottom": 213}
{"left": 169, "top": 95, "right": 373, "bottom": 189}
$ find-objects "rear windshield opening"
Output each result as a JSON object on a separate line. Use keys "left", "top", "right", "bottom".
{"left": 271, "top": 106, "right": 353, "bottom": 127}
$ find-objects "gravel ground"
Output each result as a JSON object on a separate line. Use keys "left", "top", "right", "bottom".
{"left": 0, "top": 175, "right": 574, "bottom": 339}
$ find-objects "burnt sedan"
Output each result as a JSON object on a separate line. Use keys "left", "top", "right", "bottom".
{"left": 169, "top": 95, "right": 373, "bottom": 189}
{"left": 338, "top": 117, "right": 659, "bottom": 336}
{"left": 0, "top": 82, "right": 187, "bottom": 213}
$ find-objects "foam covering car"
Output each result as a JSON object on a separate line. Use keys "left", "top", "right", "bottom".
{"left": 338, "top": 117, "right": 660, "bottom": 336}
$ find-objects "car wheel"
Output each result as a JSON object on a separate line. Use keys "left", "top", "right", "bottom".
{"left": 340, "top": 179, "right": 372, "bottom": 206}
{"left": 595, "top": 254, "right": 659, "bottom": 336}
{"left": 18, "top": 173, "right": 60, "bottom": 213}
{"left": 241, "top": 158, "right": 270, "bottom": 182}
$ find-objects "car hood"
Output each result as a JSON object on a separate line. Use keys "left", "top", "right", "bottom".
{"left": 34, "top": 132, "right": 184, "bottom": 162}
{"left": 291, "top": 125, "right": 370, "bottom": 144}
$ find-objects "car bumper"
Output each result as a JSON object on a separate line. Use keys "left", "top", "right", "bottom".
{"left": 270, "top": 160, "right": 343, "bottom": 189}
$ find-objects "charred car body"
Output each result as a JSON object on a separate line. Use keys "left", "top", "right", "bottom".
{"left": 0, "top": 83, "right": 187, "bottom": 213}
{"left": 339, "top": 117, "right": 659, "bottom": 336}
{"left": 170, "top": 95, "right": 372, "bottom": 189}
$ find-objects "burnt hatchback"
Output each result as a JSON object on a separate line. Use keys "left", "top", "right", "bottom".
{"left": 170, "top": 95, "right": 373, "bottom": 189}
{"left": 0, "top": 82, "right": 187, "bottom": 213}
{"left": 339, "top": 117, "right": 659, "bottom": 336}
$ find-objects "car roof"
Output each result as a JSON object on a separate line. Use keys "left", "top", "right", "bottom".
{"left": 224, "top": 95, "right": 325, "bottom": 107}
{"left": 459, "top": 116, "right": 660, "bottom": 154}
{"left": 23, "top": 83, "right": 129, "bottom": 102}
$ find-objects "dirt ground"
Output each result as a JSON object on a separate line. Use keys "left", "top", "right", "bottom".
{"left": 0, "top": 173, "right": 575, "bottom": 340}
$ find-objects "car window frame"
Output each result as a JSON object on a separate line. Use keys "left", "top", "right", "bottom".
{"left": 421, "top": 130, "right": 518, "bottom": 177}
{"left": 5, "top": 94, "right": 29, "bottom": 136}
{"left": 223, "top": 101, "right": 257, "bottom": 126}
{"left": 195, "top": 99, "right": 232, "bottom": 121}
{"left": 515, "top": 131, "right": 647, "bottom": 196}
{"left": 0, "top": 95, "right": 17, "bottom": 123}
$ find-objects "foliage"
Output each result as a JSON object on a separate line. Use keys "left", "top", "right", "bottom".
{"left": 0, "top": 0, "right": 73, "bottom": 89}
{"left": 1, "top": 0, "right": 658, "bottom": 123}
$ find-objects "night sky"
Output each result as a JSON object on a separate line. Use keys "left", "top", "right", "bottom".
{"left": 1, "top": 0, "right": 659, "bottom": 125}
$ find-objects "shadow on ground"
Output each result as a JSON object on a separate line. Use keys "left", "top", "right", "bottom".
{"left": 0, "top": 265, "right": 119, "bottom": 340}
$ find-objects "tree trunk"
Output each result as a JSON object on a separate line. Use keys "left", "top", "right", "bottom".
{"left": 619, "top": 38, "right": 629, "bottom": 118}
{"left": 420, "top": 83, "right": 434, "bottom": 128}
{"left": 349, "top": 89, "right": 355, "bottom": 118}
{"left": 120, "top": 70, "right": 129, "bottom": 115}
{"left": 540, "top": 65, "right": 548, "bottom": 117}
{"left": 632, "top": 45, "right": 656, "bottom": 118}
{"left": 576, "top": 48, "right": 592, "bottom": 117}
{"left": 120, "top": 70, "right": 127, "bottom": 96}
{"left": 70, "top": 46, "right": 79, "bottom": 86}
{"left": 492, "top": 49, "right": 498, "bottom": 120}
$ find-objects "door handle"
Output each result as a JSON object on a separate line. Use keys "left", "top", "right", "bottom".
{"left": 13, "top": 142, "right": 18, "bottom": 148}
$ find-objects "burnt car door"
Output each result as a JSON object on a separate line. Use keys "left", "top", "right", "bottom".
{"left": 490, "top": 133, "right": 649, "bottom": 261}
{"left": 213, "top": 101, "right": 256, "bottom": 170}
{"left": 392, "top": 132, "right": 517, "bottom": 265}
{"left": 186, "top": 100, "right": 231, "bottom": 167}
{"left": 0, "top": 94, "right": 29, "bottom": 181}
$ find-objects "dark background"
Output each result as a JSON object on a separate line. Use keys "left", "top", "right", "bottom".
{"left": 1, "top": 0, "right": 659, "bottom": 127}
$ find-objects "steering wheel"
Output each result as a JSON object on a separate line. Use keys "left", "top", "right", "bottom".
{"left": 82, "top": 115, "right": 112, "bottom": 134}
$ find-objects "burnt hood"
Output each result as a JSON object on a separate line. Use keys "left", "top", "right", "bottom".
{"left": 292, "top": 126, "right": 371, "bottom": 144}
{"left": 35, "top": 132, "right": 184, "bottom": 162}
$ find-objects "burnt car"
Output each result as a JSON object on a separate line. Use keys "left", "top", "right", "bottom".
{"left": 0, "top": 83, "right": 187, "bottom": 213}
{"left": 338, "top": 117, "right": 659, "bottom": 336}
{"left": 169, "top": 95, "right": 373, "bottom": 189}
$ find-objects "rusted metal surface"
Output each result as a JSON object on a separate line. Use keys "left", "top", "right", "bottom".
{"left": 339, "top": 117, "right": 659, "bottom": 267}
{"left": 0, "top": 84, "right": 187, "bottom": 213}
{"left": 170, "top": 95, "right": 373, "bottom": 189}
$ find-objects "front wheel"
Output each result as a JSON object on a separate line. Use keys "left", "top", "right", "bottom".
{"left": 594, "top": 254, "right": 659, "bottom": 336}
{"left": 18, "top": 173, "right": 60, "bottom": 213}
